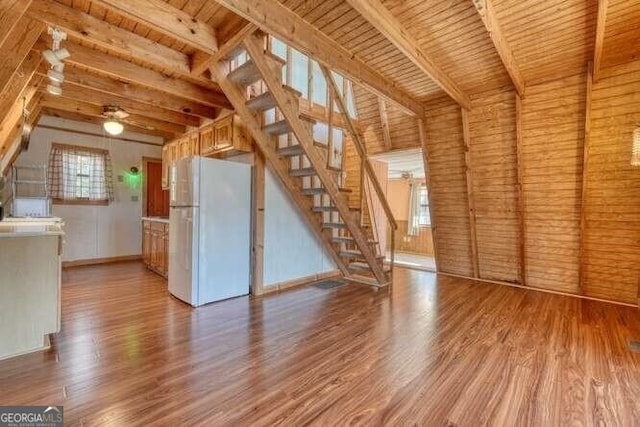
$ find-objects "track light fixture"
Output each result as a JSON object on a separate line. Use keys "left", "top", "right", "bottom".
{"left": 42, "top": 27, "right": 69, "bottom": 95}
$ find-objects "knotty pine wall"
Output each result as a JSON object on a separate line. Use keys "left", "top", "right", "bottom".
{"left": 584, "top": 61, "right": 640, "bottom": 304}
{"left": 419, "top": 63, "right": 640, "bottom": 305}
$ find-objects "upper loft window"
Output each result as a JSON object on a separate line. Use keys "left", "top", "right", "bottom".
{"left": 47, "top": 143, "right": 114, "bottom": 205}
{"left": 268, "top": 36, "right": 358, "bottom": 119}
{"left": 418, "top": 185, "right": 431, "bottom": 226}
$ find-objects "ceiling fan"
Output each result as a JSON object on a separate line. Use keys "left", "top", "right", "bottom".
{"left": 102, "top": 105, "right": 156, "bottom": 136}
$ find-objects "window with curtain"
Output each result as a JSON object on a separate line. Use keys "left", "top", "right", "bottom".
{"left": 48, "top": 143, "right": 114, "bottom": 205}
{"left": 418, "top": 185, "right": 431, "bottom": 226}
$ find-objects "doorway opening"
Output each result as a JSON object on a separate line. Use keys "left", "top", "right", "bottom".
{"left": 370, "top": 148, "right": 436, "bottom": 272}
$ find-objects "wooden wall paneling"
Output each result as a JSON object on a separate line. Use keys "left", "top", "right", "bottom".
{"left": 378, "top": 98, "right": 392, "bottom": 151}
{"left": 519, "top": 73, "right": 586, "bottom": 294}
{"left": 39, "top": 40, "right": 231, "bottom": 109}
{"left": 461, "top": 108, "right": 480, "bottom": 278}
{"left": 61, "top": 66, "right": 218, "bottom": 120}
{"left": 91, "top": 0, "right": 219, "bottom": 54}
{"left": 388, "top": 221, "right": 435, "bottom": 256}
{"left": 345, "top": 0, "right": 471, "bottom": 109}
{"left": 0, "top": 1, "right": 34, "bottom": 48}
{"left": 515, "top": 94, "right": 527, "bottom": 286}
{"left": 466, "top": 90, "right": 520, "bottom": 283}
{"left": 422, "top": 100, "right": 473, "bottom": 276}
{"left": 251, "top": 151, "right": 265, "bottom": 296}
{"left": 0, "top": 17, "right": 43, "bottom": 96}
{"left": 583, "top": 59, "right": 640, "bottom": 304}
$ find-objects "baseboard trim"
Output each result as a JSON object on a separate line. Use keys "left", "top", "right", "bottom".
{"left": 438, "top": 271, "right": 638, "bottom": 308}
{"left": 62, "top": 255, "right": 142, "bottom": 268}
{"left": 257, "top": 270, "right": 342, "bottom": 296}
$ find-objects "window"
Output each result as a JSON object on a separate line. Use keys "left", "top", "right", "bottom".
{"left": 48, "top": 143, "right": 114, "bottom": 205}
{"left": 418, "top": 185, "right": 431, "bottom": 226}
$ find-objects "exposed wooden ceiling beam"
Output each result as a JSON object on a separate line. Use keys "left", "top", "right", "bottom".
{"left": 0, "top": 50, "right": 41, "bottom": 125}
{"left": 1, "top": 101, "right": 41, "bottom": 176}
{"left": 40, "top": 107, "right": 172, "bottom": 140}
{"left": 44, "top": 82, "right": 200, "bottom": 128}
{"left": 28, "top": 0, "right": 190, "bottom": 76}
{"left": 39, "top": 95, "right": 185, "bottom": 136}
{"left": 0, "top": 0, "right": 33, "bottom": 47}
{"left": 191, "top": 23, "right": 257, "bottom": 76}
{"left": 378, "top": 98, "right": 392, "bottom": 151}
{"left": 60, "top": 66, "right": 218, "bottom": 120}
{"left": 593, "top": 0, "right": 609, "bottom": 82}
{"left": 91, "top": 0, "right": 218, "bottom": 54}
{"left": 213, "top": 0, "right": 423, "bottom": 116}
{"left": 345, "top": 0, "right": 470, "bottom": 110}
{"left": 471, "top": 0, "right": 525, "bottom": 96}
{"left": 0, "top": 79, "right": 41, "bottom": 157}
{"left": 0, "top": 16, "right": 43, "bottom": 96}
{"left": 33, "top": 39, "right": 232, "bottom": 109}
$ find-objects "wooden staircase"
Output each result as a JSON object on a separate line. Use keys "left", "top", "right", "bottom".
{"left": 210, "top": 33, "right": 394, "bottom": 287}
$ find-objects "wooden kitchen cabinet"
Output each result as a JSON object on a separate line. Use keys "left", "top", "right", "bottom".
{"left": 161, "top": 114, "right": 252, "bottom": 190}
{"left": 199, "top": 123, "right": 215, "bottom": 155}
{"left": 142, "top": 219, "right": 168, "bottom": 278}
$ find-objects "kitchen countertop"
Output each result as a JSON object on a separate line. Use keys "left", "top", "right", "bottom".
{"left": 0, "top": 222, "right": 65, "bottom": 238}
{"left": 142, "top": 216, "right": 170, "bottom": 224}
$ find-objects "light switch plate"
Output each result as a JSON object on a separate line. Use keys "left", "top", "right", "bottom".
{"left": 131, "top": 195, "right": 139, "bottom": 202}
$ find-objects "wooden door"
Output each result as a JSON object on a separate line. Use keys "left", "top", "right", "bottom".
{"left": 146, "top": 161, "right": 169, "bottom": 216}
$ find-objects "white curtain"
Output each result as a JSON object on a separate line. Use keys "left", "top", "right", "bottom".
{"left": 407, "top": 180, "right": 421, "bottom": 236}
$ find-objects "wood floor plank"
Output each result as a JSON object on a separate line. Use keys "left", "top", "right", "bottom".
{"left": 0, "top": 262, "right": 639, "bottom": 425}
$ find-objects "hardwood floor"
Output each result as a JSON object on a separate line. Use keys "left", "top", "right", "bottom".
{"left": 1, "top": 261, "right": 640, "bottom": 425}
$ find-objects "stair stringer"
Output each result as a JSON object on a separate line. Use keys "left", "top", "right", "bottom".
{"left": 243, "top": 34, "right": 388, "bottom": 285}
{"left": 210, "top": 59, "right": 351, "bottom": 278}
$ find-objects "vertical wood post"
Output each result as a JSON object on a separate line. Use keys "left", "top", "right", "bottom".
{"left": 461, "top": 107, "right": 480, "bottom": 278}
{"left": 579, "top": 65, "right": 593, "bottom": 293}
{"left": 515, "top": 94, "right": 527, "bottom": 286}
{"left": 251, "top": 150, "right": 265, "bottom": 296}
{"left": 418, "top": 117, "right": 439, "bottom": 272}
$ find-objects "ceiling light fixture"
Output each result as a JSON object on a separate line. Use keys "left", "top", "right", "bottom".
{"left": 46, "top": 83, "right": 62, "bottom": 96}
{"left": 47, "top": 69, "right": 64, "bottom": 83}
{"left": 103, "top": 119, "right": 124, "bottom": 136}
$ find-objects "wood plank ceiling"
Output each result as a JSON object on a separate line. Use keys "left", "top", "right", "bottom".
{"left": 0, "top": 0, "right": 638, "bottom": 151}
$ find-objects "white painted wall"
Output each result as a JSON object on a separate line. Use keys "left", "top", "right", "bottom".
{"left": 14, "top": 116, "right": 163, "bottom": 262}
{"left": 263, "top": 169, "right": 335, "bottom": 287}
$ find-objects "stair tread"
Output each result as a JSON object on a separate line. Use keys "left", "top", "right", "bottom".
{"left": 348, "top": 261, "right": 391, "bottom": 272}
{"left": 332, "top": 236, "right": 377, "bottom": 244}
{"left": 277, "top": 145, "right": 304, "bottom": 156}
{"left": 312, "top": 205, "right": 338, "bottom": 212}
{"left": 322, "top": 222, "right": 347, "bottom": 228}
{"left": 246, "top": 85, "right": 302, "bottom": 111}
{"left": 262, "top": 120, "right": 291, "bottom": 135}
{"left": 228, "top": 54, "right": 285, "bottom": 86}
{"left": 301, "top": 187, "right": 352, "bottom": 195}
{"left": 290, "top": 167, "right": 316, "bottom": 177}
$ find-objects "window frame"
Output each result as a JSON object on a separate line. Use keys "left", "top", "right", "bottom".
{"left": 50, "top": 143, "right": 112, "bottom": 206}
{"left": 418, "top": 184, "right": 431, "bottom": 227}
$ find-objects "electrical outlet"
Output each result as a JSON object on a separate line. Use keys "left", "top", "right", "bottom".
{"left": 117, "top": 175, "right": 124, "bottom": 182}
{"left": 131, "top": 195, "right": 139, "bottom": 202}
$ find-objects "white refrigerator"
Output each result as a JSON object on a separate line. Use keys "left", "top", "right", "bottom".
{"left": 169, "top": 156, "right": 251, "bottom": 307}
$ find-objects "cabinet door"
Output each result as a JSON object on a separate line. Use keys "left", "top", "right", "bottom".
{"left": 150, "top": 231, "right": 158, "bottom": 269}
{"left": 189, "top": 133, "right": 200, "bottom": 156}
{"left": 162, "top": 225, "right": 169, "bottom": 276}
{"left": 199, "top": 126, "right": 214, "bottom": 155}
{"left": 179, "top": 137, "right": 190, "bottom": 159}
{"left": 214, "top": 116, "right": 233, "bottom": 149}
{"left": 142, "top": 224, "right": 151, "bottom": 265}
